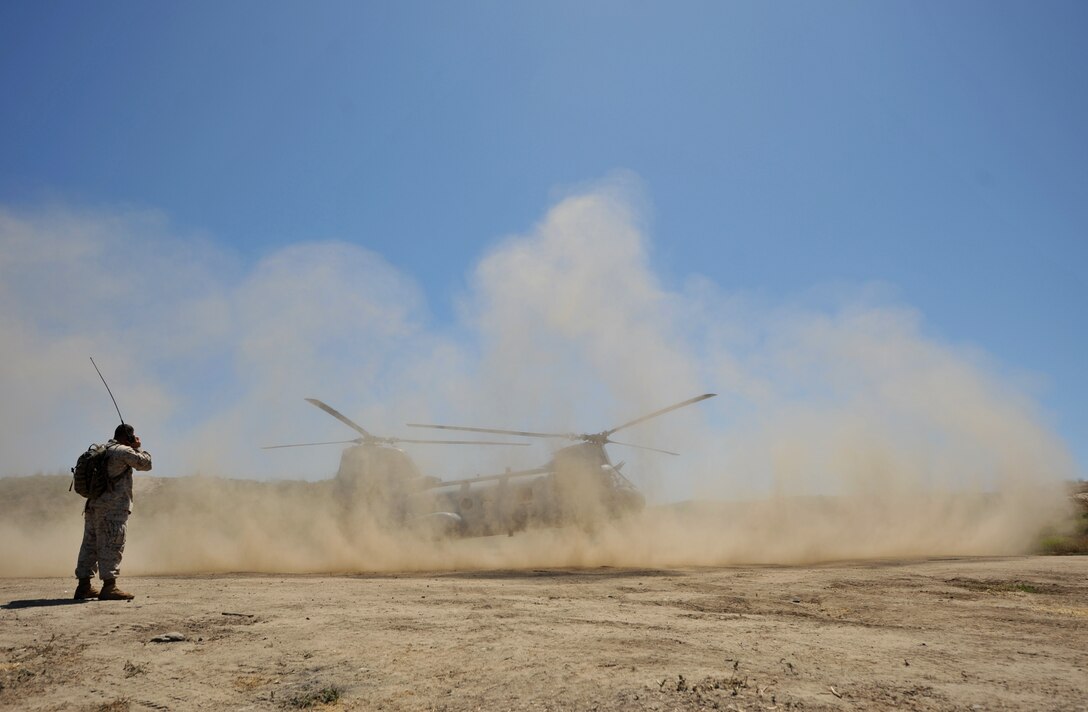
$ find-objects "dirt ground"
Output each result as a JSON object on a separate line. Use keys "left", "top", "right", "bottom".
{"left": 2, "top": 556, "right": 1086, "bottom": 712}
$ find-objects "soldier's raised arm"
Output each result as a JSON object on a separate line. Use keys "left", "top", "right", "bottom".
{"left": 117, "top": 445, "right": 153, "bottom": 472}
{"left": 116, "top": 432, "right": 152, "bottom": 471}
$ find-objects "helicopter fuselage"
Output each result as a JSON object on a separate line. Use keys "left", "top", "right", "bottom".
{"left": 333, "top": 444, "right": 436, "bottom": 527}
{"left": 407, "top": 442, "right": 646, "bottom": 538}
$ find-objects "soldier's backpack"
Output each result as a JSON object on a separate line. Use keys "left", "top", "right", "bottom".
{"left": 71, "top": 443, "right": 112, "bottom": 499}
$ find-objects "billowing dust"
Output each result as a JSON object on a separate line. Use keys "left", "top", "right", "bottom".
{"left": 0, "top": 176, "right": 1080, "bottom": 578}
{"left": 0, "top": 470, "right": 1072, "bottom": 578}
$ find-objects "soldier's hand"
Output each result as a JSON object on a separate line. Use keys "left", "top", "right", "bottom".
{"left": 132, "top": 435, "right": 142, "bottom": 450}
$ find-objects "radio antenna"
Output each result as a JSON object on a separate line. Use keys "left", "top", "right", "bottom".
{"left": 90, "top": 357, "right": 125, "bottom": 424}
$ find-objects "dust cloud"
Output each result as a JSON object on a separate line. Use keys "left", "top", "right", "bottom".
{"left": 0, "top": 175, "right": 1078, "bottom": 577}
{"left": 0, "top": 472, "right": 1070, "bottom": 577}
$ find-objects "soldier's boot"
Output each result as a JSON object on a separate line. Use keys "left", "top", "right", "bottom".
{"left": 99, "top": 579, "right": 135, "bottom": 601}
{"left": 73, "top": 577, "right": 100, "bottom": 600}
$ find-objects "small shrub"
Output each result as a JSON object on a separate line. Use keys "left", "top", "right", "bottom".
{"left": 285, "top": 685, "right": 342, "bottom": 709}
{"left": 1037, "top": 507, "right": 1088, "bottom": 555}
{"left": 1039, "top": 534, "right": 1088, "bottom": 555}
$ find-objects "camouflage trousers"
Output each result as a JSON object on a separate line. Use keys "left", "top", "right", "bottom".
{"left": 75, "top": 507, "right": 128, "bottom": 580}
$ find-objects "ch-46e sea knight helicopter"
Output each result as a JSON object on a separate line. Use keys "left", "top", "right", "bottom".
{"left": 404, "top": 393, "right": 717, "bottom": 538}
{"left": 261, "top": 398, "right": 527, "bottom": 527}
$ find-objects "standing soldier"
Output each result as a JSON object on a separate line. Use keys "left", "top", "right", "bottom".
{"left": 73, "top": 423, "right": 153, "bottom": 600}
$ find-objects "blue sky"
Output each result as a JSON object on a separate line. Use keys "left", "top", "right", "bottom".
{"left": 0, "top": 2, "right": 1084, "bottom": 490}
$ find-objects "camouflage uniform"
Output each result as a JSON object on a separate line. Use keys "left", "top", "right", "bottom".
{"left": 75, "top": 440, "right": 153, "bottom": 580}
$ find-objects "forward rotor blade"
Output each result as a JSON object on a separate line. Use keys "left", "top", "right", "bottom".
{"left": 605, "top": 439, "right": 680, "bottom": 456}
{"left": 305, "top": 398, "right": 373, "bottom": 439}
{"left": 260, "top": 439, "right": 361, "bottom": 450}
{"left": 606, "top": 393, "right": 717, "bottom": 436}
{"left": 407, "top": 423, "right": 571, "bottom": 439}
{"left": 391, "top": 438, "right": 531, "bottom": 446}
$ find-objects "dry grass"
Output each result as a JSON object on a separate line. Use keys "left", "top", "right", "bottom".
{"left": 89, "top": 700, "right": 129, "bottom": 712}
{"left": 234, "top": 675, "right": 269, "bottom": 692}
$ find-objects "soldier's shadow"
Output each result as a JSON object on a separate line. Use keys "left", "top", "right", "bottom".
{"left": 2, "top": 599, "right": 92, "bottom": 609}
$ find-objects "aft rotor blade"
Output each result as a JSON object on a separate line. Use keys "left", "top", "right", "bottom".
{"left": 391, "top": 438, "right": 530, "bottom": 446}
{"left": 407, "top": 423, "right": 571, "bottom": 439}
{"left": 606, "top": 439, "right": 680, "bottom": 456}
{"left": 305, "top": 398, "right": 373, "bottom": 439}
{"left": 606, "top": 393, "right": 717, "bottom": 436}
{"left": 260, "top": 439, "right": 361, "bottom": 450}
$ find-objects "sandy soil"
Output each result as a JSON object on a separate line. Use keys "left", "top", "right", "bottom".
{"left": 2, "top": 556, "right": 1086, "bottom": 712}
